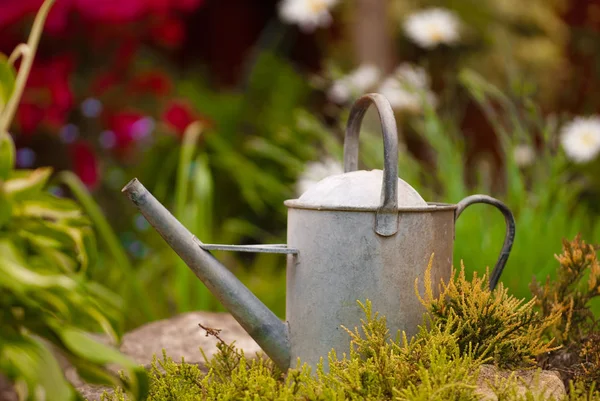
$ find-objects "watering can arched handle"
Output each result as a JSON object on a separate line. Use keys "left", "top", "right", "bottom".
{"left": 344, "top": 93, "right": 399, "bottom": 236}
{"left": 455, "top": 195, "right": 516, "bottom": 290}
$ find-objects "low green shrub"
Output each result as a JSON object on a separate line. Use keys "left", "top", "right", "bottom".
{"left": 416, "top": 256, "right": 561, "bottom": 369}
{"left": 531, "top": 234, "right": 600, "bottom": 390}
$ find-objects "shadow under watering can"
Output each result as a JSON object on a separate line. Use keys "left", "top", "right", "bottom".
{"left": 122, "top": 93, "right": 515, "bottom": 372}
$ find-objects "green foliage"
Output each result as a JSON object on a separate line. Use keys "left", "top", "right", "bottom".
{"left": 531, "top": 235, "right": 600, "bottom": 391}
{"left": 531, "top": 235, "right": 600, "bottom": 345}
{"left": 453, "top": 70, "right": 598, "bottom": 300}
{"left": 0, "top": 1, "right": 148, "bottom": 399}
{"left": 0, "top": 54, "right": 16, "bottom": 111}
{"left": 416, "top": 256, "right": 560, "bottom": 369}
{"left": 0, "top": 164, "right": 149, "bottom": 401}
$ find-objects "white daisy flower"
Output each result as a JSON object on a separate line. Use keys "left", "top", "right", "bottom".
{"left": 279, "top": 0, "right": 339, "bottom": 32}
{"left": 327, "top": 64, "right": 381, "bottom": 104}
{"left": 296, "top": 157, "right": 344, "bottom": 196}
{"left": 377, "top": 63, "right": 437, "bottom": 113}
{"left": 403, "top": 8, "right": 461, "bottom": 49}
{"left": 512, "top": 144, "right": 535, "bottom": 167}
{"left": 560, "top": 116, "right": 600, "bottom": 163}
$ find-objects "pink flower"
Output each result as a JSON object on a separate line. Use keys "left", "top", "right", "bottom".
{"left": 70, "top": 141, "right": 100, "bottom": 188}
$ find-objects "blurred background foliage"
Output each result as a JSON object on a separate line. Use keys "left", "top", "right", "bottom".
{"left": 1, "top": 0, "right": 599, "bottom": 336}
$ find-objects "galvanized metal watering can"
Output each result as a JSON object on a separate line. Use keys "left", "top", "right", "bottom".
{"left": 122, "top": 94, "right": 515, "bottom": 372}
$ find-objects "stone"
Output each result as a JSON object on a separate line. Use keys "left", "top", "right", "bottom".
{"left": 476, "top": 364, "right": 566, "bottom": 401}
{"left": 119, "top": 311, "right": 262, "bottom": 368}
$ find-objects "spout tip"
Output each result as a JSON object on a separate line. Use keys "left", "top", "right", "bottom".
{"left": 122, "top": 178, "right": 148, "bottom": 206}
{"left": 122, "top": 178, "right": 140, "bottom": 194}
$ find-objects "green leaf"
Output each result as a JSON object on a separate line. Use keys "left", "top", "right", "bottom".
{"left": 67, "top": 355, "right": 122, "bottom": 387}
{"left": 0, "top": 334, "right": 77, "bottom": 401}
{"left": 51, "top": 324, "right": 135, "bottom": 367}
{"left": 0, "top": 239, "right": 77, "bottom": 292}
{"left": 16, "top": 220, "right": 88, "bottom": 272}
{"left": 0, "top": 183, "right": 12, "bottom": 228}
{"left": 50, "top": 324, "right": 150, "bottom": 400}
{"left": 0, "top": 53, "right": 16, "bottom": 112}
{"left": 0, "top": 131, "right": 15, "bottom": 180}
{"left": 4, "top": 167, "right": 53, "bottom": 201}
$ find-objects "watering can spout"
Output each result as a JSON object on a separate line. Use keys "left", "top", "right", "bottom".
{"left": 121, "top": 178, "right": 291, "bottom": 370}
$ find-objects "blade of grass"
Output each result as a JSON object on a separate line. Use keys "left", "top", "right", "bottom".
{"left": 173, "top": 121, "right": 210, "bottom": 312}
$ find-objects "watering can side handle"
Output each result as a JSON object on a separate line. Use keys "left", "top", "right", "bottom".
{"left": 455, "top": 195, "right": 516, "bottom": 291}
{"left": 343, "top": 93, "right": 399, "bottom": 236}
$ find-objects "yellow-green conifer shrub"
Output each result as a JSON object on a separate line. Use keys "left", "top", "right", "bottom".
{"left": 531, "top": 235, "right": 600, "bottom": 391}
{"left": 531, "top": 234, "right": 600, "bottom": 345}
{"left": 415, "top": 255, "right": 561, "bottom": 369}
{"left": 103, "top": 301, "right": 488, "bottom": 401}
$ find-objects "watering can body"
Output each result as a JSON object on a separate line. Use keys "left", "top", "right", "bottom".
{"left": 122, "top": 93, "right": 515, "bottom": 372}
{"left": 285, "top": 200, "right": 456, "bottom": 368}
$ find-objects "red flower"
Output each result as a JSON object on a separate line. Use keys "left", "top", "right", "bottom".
{"left": 151, "top": 17, "right": 185, "bottom": 47}
{"left": 129, "top": 71, "right": 172, "bottom": 96}
{"left": 106, "top": 110, "right": 152, "bottom": 151}
{"left": 45, "top": 0, "right": 74, "bottom": 34}
{"left": 90, "top": 71, "right": 120, "bottom": 97}
{"left": 17, "top": 104, "right": 45, "bottom": 136}
{"left": 147, "top": 0, "right": 204, "bottom": 12}
{"left": 174, "top": 0, "right": 204, "bottom": 12}
{"left": 162, "top": 100, "right": 197, "bottom": 136}
{"left": 0, "top": 0, "right": 41, "bottom": 28}
{"left": 74, "top": 0, "right": 147, "bottom": 23}
{"left": 70, "top": 141, "right": 100, "bottom": 188}
{"left": 17, "top": 55, "right": 75, "bottom": 134}
{"left": 0, "top": 0, "right": 73, "bottom": 34}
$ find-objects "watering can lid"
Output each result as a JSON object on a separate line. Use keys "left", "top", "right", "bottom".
{"left": 287, "top": 169, "right": 428, "bottom": 210}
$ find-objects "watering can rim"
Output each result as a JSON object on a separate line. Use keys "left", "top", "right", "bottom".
{"left": 283, "top": 199, "right": 458, "bottom": 212}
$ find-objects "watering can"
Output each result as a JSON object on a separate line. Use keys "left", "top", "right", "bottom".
{"left": 122, "top": 94, "right": 515, "bottom": 372}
